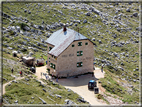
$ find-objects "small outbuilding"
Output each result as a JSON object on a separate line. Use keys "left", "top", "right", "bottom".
{"left": 36, "top": 58, "right": 45, "bottom": 66}
{"left": 22, "top": 56, "right": 36, "bottom": 66}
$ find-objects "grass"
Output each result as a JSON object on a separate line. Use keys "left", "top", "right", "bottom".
{"left": 99, "top": 70, "right": 139, "bottom": 104}
{"left": 97, "top": 94, "right": 109, "bottom": 104}
{"left": 2, "top": 2, "right": 139, "bottom": 104}
{"left": 4, "top": 78, "right": 88, "bottom": 104}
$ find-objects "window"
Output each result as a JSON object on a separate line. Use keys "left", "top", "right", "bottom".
{"left": 50, "top": 63, "right": 56, "bottom": 69}
{"left": 78, "top": 42, "right": 82, "bottom": 46}
{"left": 52, "top": 55, "right": 53, "bottom": 58}
{"left": 53, "top": 64, "right": 56, "bottom": 69}
{"left": 72, "top": 44, "right": 75, "bottom": 47}
{"left": 49, "top": 47, "right": 52, "bottom": 51}
{"left": 49, "top": 58, "right": 50, "bottom": 62}
{"left": 85, "top": 42, "right": 88, "bottom": 45}
{"left": 50, "top": 63, "right": 53, "bottom": 67}
{"left": 77, "top": 51, "right": 83, "bottom": 56}
{"left": 77, "top": 62, "right": 83, "bottom": 67}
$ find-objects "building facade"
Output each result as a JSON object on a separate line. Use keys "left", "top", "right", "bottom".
{"left": 46, "top": 26, "right": 94, "bottom": 77}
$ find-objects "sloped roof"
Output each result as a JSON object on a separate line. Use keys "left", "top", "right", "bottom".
{"left": 46, "top": 28, "right": 88, "bottom": 57}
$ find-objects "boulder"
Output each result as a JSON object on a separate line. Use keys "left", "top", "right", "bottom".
{"left": 126, "top": 8, "right": 130, "bottom": 12}
{"left": 133, "top": 13, "right": 138, "bottom": 17}
{"left": 83, "top": 19, "right": 87, "bottom": 23}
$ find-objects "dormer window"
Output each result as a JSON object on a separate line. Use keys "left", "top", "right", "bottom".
{"left": 78, "top": 42, "right": 82, "bottom": 46}
{"left": 49, "top": 47, "right": 52, "bottom": 51}
{"left": 85, "top": 42, "right": 88, "bottom": 45}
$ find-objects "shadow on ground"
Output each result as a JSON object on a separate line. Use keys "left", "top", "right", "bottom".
{"left": 52, "top": 73, "right": 99, "bottom": 87}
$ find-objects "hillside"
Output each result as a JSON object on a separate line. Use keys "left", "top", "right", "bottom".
{"left": 2, "top": 2, "right": 140, "bottom": 105}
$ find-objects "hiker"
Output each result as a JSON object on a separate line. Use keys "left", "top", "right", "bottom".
{"left": 46, "top": 75, "right": 48, "bottom": 80}
{"left": 20, "top": 71, "right": 22, "bottom": 77}
{"left": 11, "top": 68, "right": 13, "bottom": 74}
{"left": 21, "top": 71, "right": 23, "bottom": 76}
{"left": 101, "top": 65, "right": 103, "bottom": 73}
{"left": 41, "top": 72, "right": 42, "bottom": 78}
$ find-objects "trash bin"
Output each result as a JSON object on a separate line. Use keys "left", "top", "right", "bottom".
{"left": 94, "top": 87, "right": 99, "bottom": 94}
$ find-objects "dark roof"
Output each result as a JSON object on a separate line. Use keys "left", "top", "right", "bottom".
{"left": 46, "top": 28, "right": 89, "bottom": 57}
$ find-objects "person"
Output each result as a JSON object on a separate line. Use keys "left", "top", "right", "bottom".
{"left": 101, "top": 65, "right": 103, "bottom": 73}
{"left": 41, "top": 72, "right": 42, "bottom": 78}
{"left": 20, "top": 71, "right": 22, "bottom": 76}
{"left": 21, "top": 71, "right": 23, "bottom": 77}
{"left": 46, "top": 75, "right": 48, "bottom": 80}
{"left": 11, "top": 68, "right": 13, "bottom": 74}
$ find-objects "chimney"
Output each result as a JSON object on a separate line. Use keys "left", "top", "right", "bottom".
{"left": 63, "top": 24, "right": 67, "bottom": 32}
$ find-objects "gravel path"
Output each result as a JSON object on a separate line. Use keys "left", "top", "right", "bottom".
{"left": 3, "top": 76, "right": 25, "bottom": 95}
{"left": 35, "top": 66, "right": 107, "bottom": 105}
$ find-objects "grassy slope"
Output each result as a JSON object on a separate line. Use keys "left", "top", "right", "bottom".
{"left": 2, "top": 2, "right": 140, "bottom": 104}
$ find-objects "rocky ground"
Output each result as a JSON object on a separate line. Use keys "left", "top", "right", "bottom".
{"left": 2, "top": 1, "right": 140, "bottom": 105}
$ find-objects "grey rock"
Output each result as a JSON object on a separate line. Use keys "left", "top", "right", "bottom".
{"left": 23, "top": 26, "right": 30, "bottom": 31}
{"left": 126, "top": 8, "right": 130, "bottom": 12}
{"left": 42, "top": 88, "right": 46, "bottom": 92}
{"left": 55, "top": 94, "right": 62, "bottom": 98}
{"left": 98, "top": 40, "right": 102, "bottom": 44}
{"left": 25, "top": 78, "right": 29, "bottom": 81}
{"left": 83, "top": 19, "right": 87, "bottom": 23}
{"left": 14, "top": 100, "right": 18, "bottom": 103}
{"left": 7, "top": 47, "right": 13, "bottom": 50}
{"left": 133, "top": 13, "right": 138, "bottom": 17}
{"left": 74, "top": 23, "right": 77, "bottom": 26}
{"left": 65, "top": 99, "right": 76, "bottom": 105}
{"left": 92, "top": 38, "right": 95, "bottom": 41}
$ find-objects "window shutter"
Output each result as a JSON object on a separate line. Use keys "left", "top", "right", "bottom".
{"left": 54, "top": 65, "right": 56, "bottom": 69}
{"left": 81, "top": 51, "right": 83, "bottom": 55}
{"left": 77, "top": 63, "right": 79, "bottom": 67}
{"left": 77, "top": 51, "right": 79, "bottom": 55}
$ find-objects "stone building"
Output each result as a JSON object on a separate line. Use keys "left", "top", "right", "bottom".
{"left": 46, "top": 25, "right": 94, "bottom": 77}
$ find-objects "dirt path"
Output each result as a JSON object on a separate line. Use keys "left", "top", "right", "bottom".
{"left": 3, "top": 76, "right": 25, "bottom": 94}
{"left": 35, "top": 66, "right": 107, "bottom": 105}
{"left": 35, "top": 65, "right": 51, "bottom": 80}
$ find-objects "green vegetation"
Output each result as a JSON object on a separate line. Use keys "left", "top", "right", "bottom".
{"left": 2, "top": 2, "right": 139, "bottom": 104}
{"left": 4, "top": 78, "right": 88, "bottom": 104}
{"left": 99, "top": 70, "right": 139, "bottom": 104}
{"left": 97, "top": 94, "right": 109, "bottom": 104}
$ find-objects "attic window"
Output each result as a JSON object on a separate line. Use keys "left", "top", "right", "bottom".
{"left": 77, "top": 51, "right": 83, "bottom": 56}
{"left": 49, "top": 47, "right": 52, "bottom": 51}
{"left": 78, "top": 42, "right": 82, "bottom": 46}
{"left": 72, "top": 44, "right": 75, "bottom": 47}
{"left": 85, "top": 42, "right": 88, "bottom": 45}
{"left": 77, "top": 62, "right": 83, "bottom": 67}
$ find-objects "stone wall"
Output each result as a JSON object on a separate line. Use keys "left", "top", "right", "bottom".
{"left": 47, "top": 43, "right": 57, "bottom": 75}
{"left": 56, "top": 39, "right": 94, "bottom": 77}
